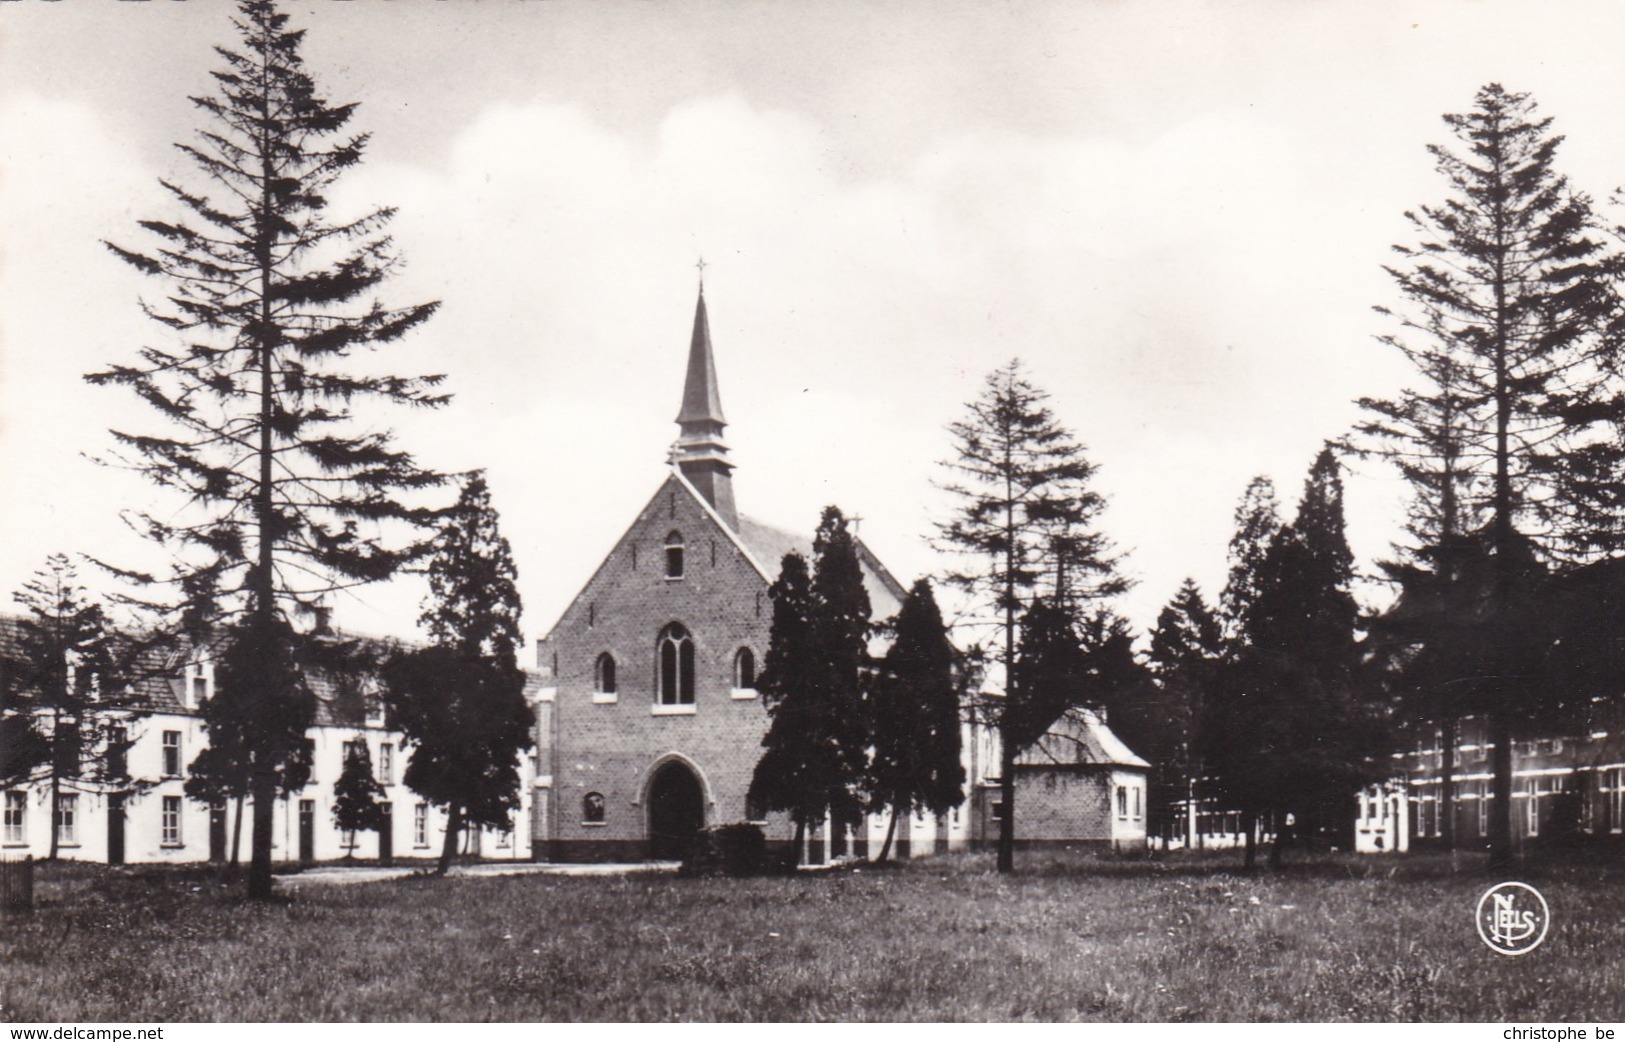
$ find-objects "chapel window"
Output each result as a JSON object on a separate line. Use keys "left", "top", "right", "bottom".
{"left": 657, "top": 623, "right": 695, "bottom": 705}
{"left": 594, "top": 653, "right": 617, "bottom": 696}
{"left": 583, "top": 792, "right": 606, "bottom": 825}
{"left": 664, "top": 531, "right": 685, "bottom": 579}
{"left": 733, "top": 647, "right": 756, "bottom": 690}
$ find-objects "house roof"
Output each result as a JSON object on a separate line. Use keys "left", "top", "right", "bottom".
{"left": 0, "top": 611, "right": 536, "bottom": 730}
{"left": 1016, "top": 706, "right": 1151, "bottom": 771}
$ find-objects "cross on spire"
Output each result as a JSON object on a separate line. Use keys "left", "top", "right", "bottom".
{"left": 695, "top": 255, "right": 707, "bottom": 291}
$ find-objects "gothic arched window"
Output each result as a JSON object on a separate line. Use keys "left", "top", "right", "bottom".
{"left": 664, "top": 531, "right": 685, "bottom": 579}
{"left": 657, "top": 623, "right": 695, "bottom": 705}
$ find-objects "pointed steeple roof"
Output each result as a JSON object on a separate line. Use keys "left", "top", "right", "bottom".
{"left": 676, "top": 287, "right": 727, "bottom": 426}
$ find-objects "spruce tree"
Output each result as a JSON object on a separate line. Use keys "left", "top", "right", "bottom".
{"left": 1219, "top": 476, "right": 1282, "bottom": 637}
{"left": 5, "top": 556, "right": 130, "bottom": 859}
{"left": 331, "top": 739, "right": 386, "bottom": 858}
{"left": 868, "top": 579, "right": 964, "bottom": 862}
{"left": 1366, "top": 84, "right": 1625, "bottom": 866}
{"left": 936, "top": 359, "right": 1124, "bottom": 872}
{"left": 87, "top": 0, "right": 447, "bottom": 898}
{"left": 1143, "top": 580, "right": 1224, "bottom": 846}
{"left": 385, "top": 475, "right": 533, "bottom": 876}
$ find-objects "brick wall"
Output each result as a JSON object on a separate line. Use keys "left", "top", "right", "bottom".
{"left": 536, "top": 474, "right": 791, "bottom": 859}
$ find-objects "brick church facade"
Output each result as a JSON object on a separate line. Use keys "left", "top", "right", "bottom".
{"left": 528, "top": 284, "right": 1151, "bottom": 862}
{"left": 529, "top": 284, "right": 912, "bottom": 862}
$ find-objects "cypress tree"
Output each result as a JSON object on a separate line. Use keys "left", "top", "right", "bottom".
{"left": 868, "top": 579, "right": 964, "bottom": 861}
{"left": 384, "top": 475, "right": 532, "bottom": 876}
{"left": 331, "top": 739, "right": 386, "bottom": 858}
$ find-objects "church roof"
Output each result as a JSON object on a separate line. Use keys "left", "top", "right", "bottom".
{"left": 676, "top": 289, "right": 726, "bottom": 427}
{"left": 735, "top": 513, "right": 908, "bottom": 622}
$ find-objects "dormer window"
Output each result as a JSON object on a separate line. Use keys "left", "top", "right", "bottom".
{"left": 362, "top": 677, "right": 385, "bottom": 728}
{"left": 190, "top": 660, "right": 209, "bottom": 708}
{"left": 664, "top": 531, "right": 685, "bottom": 579}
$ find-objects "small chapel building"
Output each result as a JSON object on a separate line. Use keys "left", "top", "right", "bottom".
{"left": 527, "top": 284, "right": 1150, "bottom": 863}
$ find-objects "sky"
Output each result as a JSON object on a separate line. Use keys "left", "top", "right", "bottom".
{"left": 6, "top": 0, "right": 1625, "bottom": 654}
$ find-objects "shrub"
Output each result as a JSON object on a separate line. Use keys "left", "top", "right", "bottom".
{"left": 680, "top": 823, "right": 770, "bottom": 877}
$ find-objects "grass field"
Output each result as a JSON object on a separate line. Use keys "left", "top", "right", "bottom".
{"left": 2, "top": 850, "right": 1622, "bottom": 1022}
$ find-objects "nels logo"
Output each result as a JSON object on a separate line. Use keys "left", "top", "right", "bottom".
{"left": 1476, "top": 882, "right": 1550, "bottom": 956}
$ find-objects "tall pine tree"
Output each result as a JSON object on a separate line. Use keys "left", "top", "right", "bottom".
{"left": 936, "top": 359, "right": 1124, "bottom": 872}
{"left": 88, "top": 0, "right": 448, "bottom": 898}
{"left": 1365, "top": 84, "right": 1625, "bottom": 866}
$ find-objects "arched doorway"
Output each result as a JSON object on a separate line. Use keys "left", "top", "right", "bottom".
{"left": 647, "top": 759, "right": 705, "bottom": 860}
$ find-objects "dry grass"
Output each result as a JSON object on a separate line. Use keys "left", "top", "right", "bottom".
{"left": 2, "top": 850, "right": 1622, "bottom": 1022}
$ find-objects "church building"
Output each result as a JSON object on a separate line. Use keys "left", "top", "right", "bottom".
{"left": 529, "top": 283, "right": 921, "bottom": 862}
{"left": 528, "top": 284, "right": 1150, "bottom": 863}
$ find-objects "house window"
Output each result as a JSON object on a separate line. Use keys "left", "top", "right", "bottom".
{"left": 379, "top": 744, "right": 393, "bottom": 786}
{"left": 594, "top": 653, "right": 618, "bottom": 698}
{"left": 664, "top": 531, "right": 685, "bottom": 579}
{"left": 3, "top": 792, "right": 25, "bottom": 844}
{"left": 1117, "top": 785, "right": 1128, "bottom": 820}
{"left": 161, "top": 795, "right": 182, "bottom": 847}
{"left": 1132, "top": 786, "right": 1142, "bottom": 820}
{"left": 745, "top": 793, "right": 767, "bottom": 823}
{"left": 733, "top": 647, "right": 756, "bottom": 690}
{"left": 950, "top": 804, "right": 961, "bottom": 827}
{"left": 55, "top": 793, "right": 78, "bottom": 846}
{"left": 990, "top": 800, "right": 1005, "bottom": 823}
{"left": 162, "top": 731, "right": 182, "bottom": 778}
{"left": 582, "top": 792, "right": 606, "bottom": 824}
{"left": 497, "top": 824, "right": 512, "bottom": 849}
{"left": 657, "top": 624, "right": 695, "bottom": 705}
{"left": 1526, "top": 779, "right": 1539, "bottom": 837}
{"left": 1478, "top": 783, "right": 1489, "bottom": 836}
{"left": 1611, "top": 769, "right": 1625, "bottom": 834}
{"left": 414, "top": 803, "right": 429, "bottom": 847}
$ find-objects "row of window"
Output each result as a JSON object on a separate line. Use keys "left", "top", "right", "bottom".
{"left": 2, "top": 792, "right": 185, "bottom": 847}
{"left": 1403, "top": 770, "right": 1625, "bottom": 838}
{"left": 592, "top": 633, "right": 755, "bottom": 705}
{"left": 3, "top": 791, "right": 511, "bottom": 851}
{"left": 148, "top": 732, "right": 397, "bottom": 785}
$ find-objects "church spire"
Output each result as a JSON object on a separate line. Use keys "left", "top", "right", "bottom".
{"left": 673, "top": 273, "right": 737, "bottom": 529}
